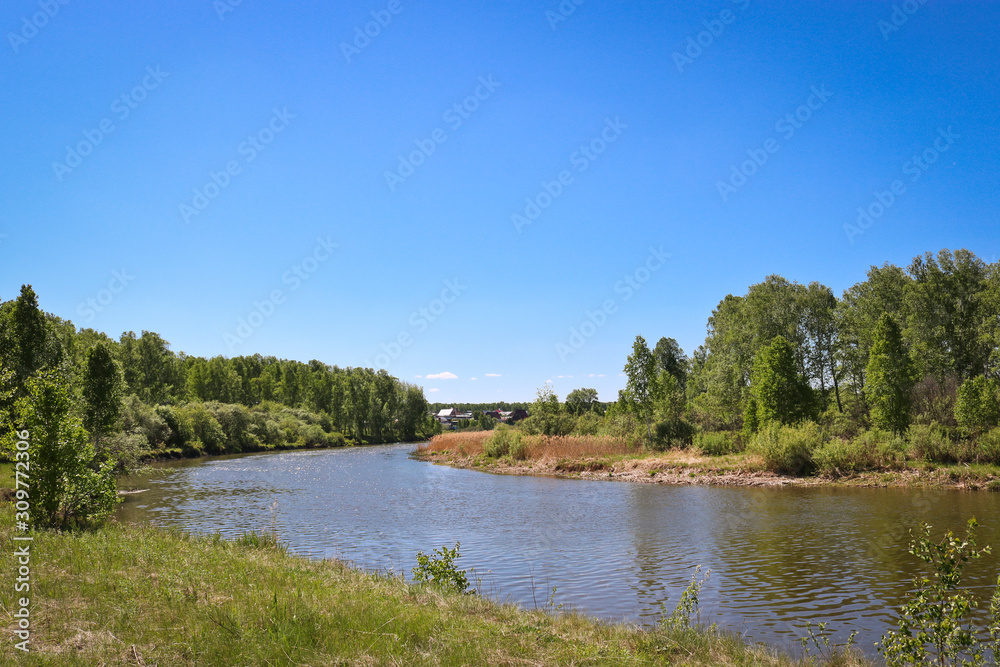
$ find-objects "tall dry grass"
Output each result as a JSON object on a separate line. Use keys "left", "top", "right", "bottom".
{"left": 419, "top": 431, "right": 491, "bottom": 456}
{"left": 419, "top": 431, "right": 634, "bottom": 460}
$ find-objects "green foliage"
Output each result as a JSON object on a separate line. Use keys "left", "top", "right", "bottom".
{"left": 659, "top": 566, "right": 710, "bottom": 632}
{"left": 749, "top": 422, "right": 823, "bottom": 475}
{"left": 813, "top": 429, "right": 906, "bottom": 474}
{"left": 693, "top": 430, "right": 743, "bottom": 456}
{"left": 650, "top": 418, "right": 694, "bottom": 451}
{"left": 955, "top": 376, "right": 1000, "bottom": 432}
{"left": 11, "top": 373, "right": 118, "bottom": 528}
{"left": 412, "top": 542, "right": 472, "bottom": 594}
{"left": 565, "top": 387, "right": 599, "bottom": 414}
{"left": 623, "top": 335, "right": 657, "bottom": 439}
{"left": 483, "top": 424, "right": 526, "bottom": 459}
{"left": 867, "top": 314, "right": 917, "bottom": 434}
{"left": 908, "top": 422, "right": 961, "bottom": 464}
{"left": 877, "top": 519, "right": 993, "bottom": 666}
{"left": 82, "top": 341, "right": 125, "bottom": 445}
{"left": 573, "top": 411, "right": 602, "bottom": 436}
{"left": 746, "top": 335, "right": 815, "bottom": 431}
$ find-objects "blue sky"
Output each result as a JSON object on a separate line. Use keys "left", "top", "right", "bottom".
{"left": 2, "top": 0, "right": 998, "bottom": 404}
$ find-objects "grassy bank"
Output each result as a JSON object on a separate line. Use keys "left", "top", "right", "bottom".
{"left": 415, "top": 431, "right": 1000, "bottom": 490}
{"left": 0, "top": 507, "right": 869, "bottom": 666}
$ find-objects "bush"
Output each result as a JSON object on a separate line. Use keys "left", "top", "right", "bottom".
{"left": 813, "top": 429, "right": 906, "bottom": 474}
{"left": 972, "top": 427, "right": 1000, "bottom": 465}
{"left": 121, "top": 395, "right": 172, "bottom": 448}
{"left": 955, "top": 376, "right": 1000, "bottom": 432}
{"left": 908, "top": 422, "right": 961, "bottom": 463}
{"left": 483, "top": 425, "right": 524, "bottom": 459}
{"left": 819, "top": 406, "right": 862, "bottom": 440}
{"left": 573, "top": 412, "right": 602, "bottom": 436}
{"left": 749, "top": 422, "right": 823, "bottom": 475}
{"left": 98, "top": 431, "right": 146, "bottom": 475}
{"left": 412, "top": 542, "right": 472, "bottom": 594}
{"left": 694, "top": 430, "right": 743, "bottom": 456}
{"left": 650, "top": 418, "right": 694, "bottom": 451}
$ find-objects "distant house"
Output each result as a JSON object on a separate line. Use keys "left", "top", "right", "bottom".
{"left": 436, "top": 408, "right": 458, "bottom": 420}
{"left": 509, "top": 409, "right": 529, "bottom": 423}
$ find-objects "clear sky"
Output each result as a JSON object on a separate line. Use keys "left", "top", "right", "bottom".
{"left": 2, "top": 0, "right": 998, "bottom": 404}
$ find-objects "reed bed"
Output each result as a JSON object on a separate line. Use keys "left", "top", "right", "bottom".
{"left": 418, "top": 430, "right": 491, "bottom": 456}
{"left": 420, "top": 431, "right": 634, "bottom": 461}
{"left": 527, "top": 434, "right": 634, "bottom": 460}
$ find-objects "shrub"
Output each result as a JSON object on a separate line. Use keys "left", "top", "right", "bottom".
{"left": 483, "top": 425, "right": 524, "bottom": 459}
{"left": 650, "top": 418, "right": 694, "bottom": 451}
{"left": 908, "top": 422, "right": 961, "bottom": 463}
{"left": 694, "top": 430, "right": 742, "bottom": 456}
{"left": 973, "top": 427, "right": 1000, "bottom": 465}
{"left": 412, "top": 542, "right": 472, "bottom": 594}
{"left": 819, "top": 406, "right": 862, "bottom": 440}
{"left": 955, "top": 377, "right": 1000, "bottom": 432}
{"left": 98, "top": 431, "right": 146, "bottom": 475}
{"left": 121, "top": 395, "right": 172, "bottom": 448}
{"left": 813, "top": 429, "right": 906, "bottom": 474}
{"left": 573, "top": 412, "right": 602, "bottom": 436}
{"left": 749, "top": 422, "right": 823, "bottom": 475}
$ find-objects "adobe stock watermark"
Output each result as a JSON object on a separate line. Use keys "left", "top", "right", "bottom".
{"left": 511, "top": 117, "right": 627, "bottom": 234}
{"left": 878, "top": 0, "right": 928, "bottom": 41}
{"left": 179, "top": 107, "right": 295, "bottom": 223}
{"left": 341, "top": 0, "right": 403, "bottom": 63}
{"left": 11, "top": 428, "right": 32, "bottom": 653}
{"left": 844, "top": 126, "right": 959, "bottom": 244}
{"left": 52, "top": 66, "right": 169, "bottom": 182}
{"left": 213, "top": 0, "right": 244, "bottom": 21}
{"left": 556, "top": 246, "right": 670, "bottom": 361}
{"left": 7, "top": 0, "right": 71, "bottom": 54}
{"left": 224, "top": 235, "right": 338, "bottom": 352}
{"left": 716, "top": 84, "right": 832, "bottom": 202}
{"left": 546, "top": 0, "right": 586, "bottom": 30}
{"left": 673, "top": 0, "right": 751, "bottom": 73}
{"left": 385, "top": 75, "right": 501, "bottom": 192}
{"left": 366, "top": 279, "right": 467, "bottom": 369}
{"left": 75, "top": 269, "right": 135, "bottom": 324}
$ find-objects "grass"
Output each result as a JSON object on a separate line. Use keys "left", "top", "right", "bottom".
{"left": 0, "top": 506, "right": 870, "bottom": 666}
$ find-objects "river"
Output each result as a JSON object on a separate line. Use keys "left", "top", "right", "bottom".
{"left": 117, "top": 442, "right": 1000, "bottom": 656}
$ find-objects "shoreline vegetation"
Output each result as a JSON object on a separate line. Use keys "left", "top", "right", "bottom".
{"left": 0, "top": 506, "right": 871, "bottom": 666}
{"left": 414, "top": 430, "right": 1000, "bottom": 491}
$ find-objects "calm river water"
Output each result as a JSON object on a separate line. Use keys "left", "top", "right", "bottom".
{"left": 117, "top": 443, "right": 1000, "bottom": 656}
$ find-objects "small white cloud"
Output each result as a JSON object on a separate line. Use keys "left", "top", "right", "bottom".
{"left": 557, "top": 375, "right": 565, "bottom": 379}
{"left": 428, "top": 388, "right": 440, "bottom": 392}
{"left": 588, "top": 373, "right": 595, "bottom": 377}
{"left": 470, "top": 377, "right": 478, "bottom": 380}
{"left": 485, "top": 373, "right": 501, "bottom": 377}
{"left": 414, "top": 375, "right": 423, "bottom": 378}
{"left": 545, "top": 379, "right": 553, "bottom": 384}
{"left": 598, "top": 374, "right": 606, "bottom": 377}
{"left": 426, "top": 371, "right": 458, "bottom": 380}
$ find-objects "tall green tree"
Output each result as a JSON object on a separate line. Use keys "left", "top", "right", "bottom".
{"left": 2, "top": 285, "right": 63, "bottom": 395}
{"left": 866, "top": 314, "right": 917, "bottom": 434}
{"left": 82, "top": 342, "right": 125, "bottom": 446}
{"left": 623, "top": 335, "right": 657, "bottom": 439}
{"left": 836, "top": 262, "right": 910, "bottom": 403}
{"left": 653, "top": 337, "right": 688, "bottom": 390}
{"left": 565, "top": 387, "right": 599, "bottom": 414}
{"left": 905, "top": 249, "right": 990, "bottom": 382}
{"left": 745, "top": 335, "right": 814, "bottom": 432}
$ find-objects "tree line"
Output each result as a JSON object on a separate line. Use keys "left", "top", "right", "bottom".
{"left": 0, "top": 285, "right": 435, "bottom": 527}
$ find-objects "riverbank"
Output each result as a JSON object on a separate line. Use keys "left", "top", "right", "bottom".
{"left": 414, "top": 431, "right": 1000, "bottom": 491}
{"left": 0, "top": 506, "right": 868, "bottom": 666}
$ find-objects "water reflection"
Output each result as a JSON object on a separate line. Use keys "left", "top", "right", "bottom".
{"left": 117, "top": 444, "right": 1000, "bottom": 655}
